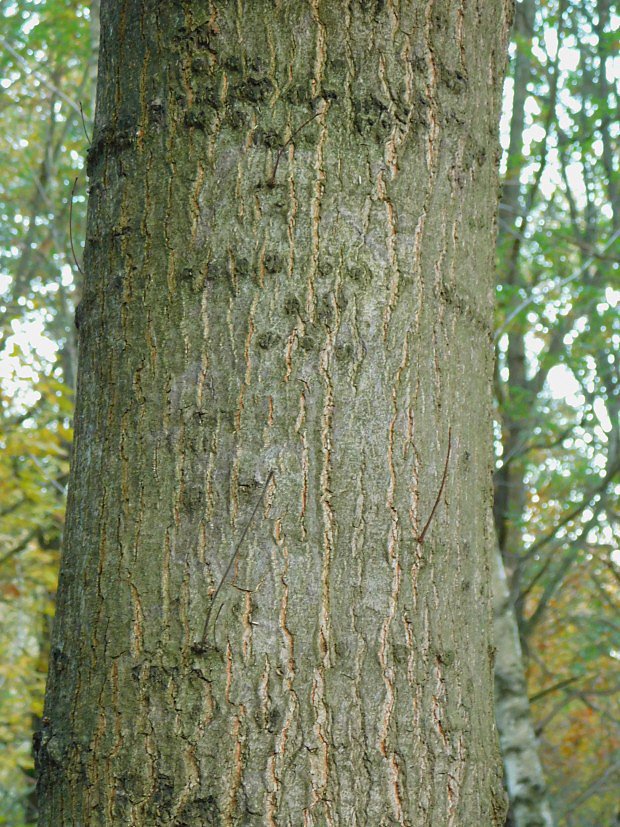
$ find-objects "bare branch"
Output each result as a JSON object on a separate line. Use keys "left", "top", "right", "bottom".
{"left": 0, "top": 36, "right": 82, "bottom": 117}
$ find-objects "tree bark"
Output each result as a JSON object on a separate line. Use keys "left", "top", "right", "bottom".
{"left": 493, "top": 549, "right": 554, "bottom": 827}
{"left": 38, "top": 2, "right": 512, "bottom": 824}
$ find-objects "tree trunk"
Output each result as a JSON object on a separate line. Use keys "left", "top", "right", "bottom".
{"left": 493, "top": 549, "right": 554, "bottom": 827}
{"left": 37, "top": 2, "right": 512, "bottom": 824}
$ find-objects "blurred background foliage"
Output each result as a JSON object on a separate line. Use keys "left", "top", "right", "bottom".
{"left": 494, "top": 0, "right": 619, "bottom": 823}
{"left": 0, "top": 0, "right": 95, "bottom": 822}
{"left": 0, "top": 0, "right": 617, "bottom": 825}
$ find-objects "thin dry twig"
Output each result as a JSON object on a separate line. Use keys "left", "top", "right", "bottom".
{"left": 197, "top": 470, "right": 275, "bottom": 647}
{"left": 267, "top": 112, "right": 321, "bottom": 188}
{"left": 79, "top": 101, "right": 92, "bottom": 144}
{"left": 69, "top": 177, "right": 84, "bottom": 276}
{"left": 417, "top": 428, "right": 452, "bottom": 544}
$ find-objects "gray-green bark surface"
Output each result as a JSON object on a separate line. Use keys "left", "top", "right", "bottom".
{"left": 38, "top": 2, "right": 512, "bottom": 824}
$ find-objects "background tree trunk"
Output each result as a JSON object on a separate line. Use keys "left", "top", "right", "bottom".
{"left": 37, "top": 1, "right": 512, "bottom": 824}
{"left": 493, "top": 548, "right": 554, "bottom": 827}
